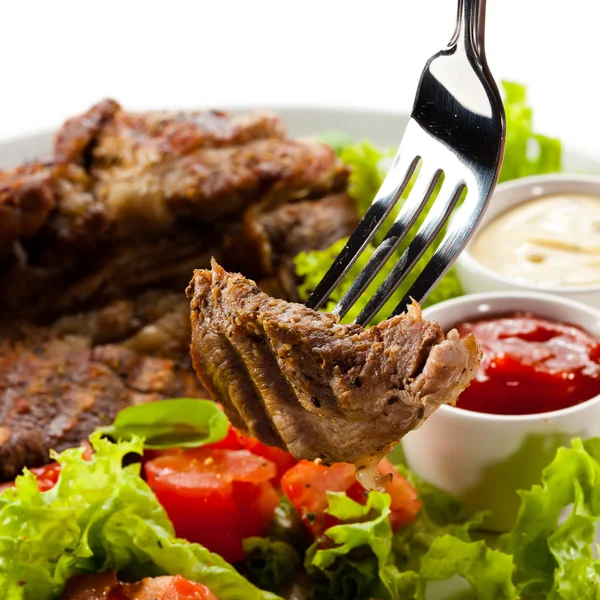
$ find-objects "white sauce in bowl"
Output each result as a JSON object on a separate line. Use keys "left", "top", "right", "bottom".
{"left": 471, "top": 193, "right": 600, "bottom": 287}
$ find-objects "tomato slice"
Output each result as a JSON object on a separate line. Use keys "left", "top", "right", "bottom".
{"left": 377, "top": 458, "right": 422, "bottom": 530}
{"left": 161, "top": 575, "right": 218, "bottom": 600}
{"left": 281, "top": 458, "right": 421, "bottom": 537}
{"left": 280, "top": 460, "right": 356, "bottom": 536}
{"left": 235, "top": 480, "right": 280, "bottom": 540}
{"left": 145, "top": 449, "right": 278, "bottom": 563}
{"left": 234, "top": 430, "right": 296, "bottom": 484}
{"left": 148, "top": 413, "right": 296, "bottom": 486}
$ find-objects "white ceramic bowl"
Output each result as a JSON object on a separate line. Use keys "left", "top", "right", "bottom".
{"left": 455, "top": 174, "right": 600, "bottom": 309}
{"left": 402, "top": 291, "right": 600, "bottom": 532}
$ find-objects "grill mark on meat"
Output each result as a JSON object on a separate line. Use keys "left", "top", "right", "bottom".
{"left": 188, "top": 262, "right": 482, "bottom": 475}
{"left": 189, "top": 290, "right": 254, "bottom": 433}
{"left": 224, "top": 331, "right": 288, "bottom": 448}
{"left": 189, "top": 273, "right": 280, "bottom": 444}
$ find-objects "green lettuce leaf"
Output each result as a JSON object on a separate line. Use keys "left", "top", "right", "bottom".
{"left": 500, "top": 81, "right": 562, "bottom": 182}
{"left": 305, "top": 491, "right": 404, "bottom": 600}
{"left": 97, "top": 398, "right": 229, "bottom": 449}
{"left": 502, "top": 438, "right": 600, "bottom": 599}
{"left": 304, "top": 484, "right": 494, "bottom": 600}
{"left": 420, "top": 536, "right": 518, "bottom": 600}
{"left": 240, "top": 537, "right": 301, "bottom": 592}
{"left": 0, "top": 433, "right": 279, "bottom": 600}
{"left": 392, "top": 465, "right": 485, "bottom": 576}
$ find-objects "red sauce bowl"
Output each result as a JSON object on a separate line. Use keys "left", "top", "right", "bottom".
{"left": 402, "top": 292, "right": 600, "bottom": 532}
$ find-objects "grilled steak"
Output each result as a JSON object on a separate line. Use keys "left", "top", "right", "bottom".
{"left": 0, "top": 102, "right": 359, "bottom": 480}
{"left": 0, "top": 332, "right": 203, "bottom": 481}
{"left": 0, "top": 101, "right": 353, "bottom": 321}
{"left": 12, "top": 101, "right": 345, "bottom": 259}
{"left": 188, "top": 262, "right": 480, "bottom": 486}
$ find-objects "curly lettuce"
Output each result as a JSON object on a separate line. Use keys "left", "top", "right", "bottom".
{"left": 303, "top": 437, "right": 600, "bottom": 600}
{"left": 0, "top": 434, "right": 279, "bottom": 600}
{"left": 502, "top": 438, "right": 600, "bottom": 600}
{"left": 305, "top": 481, "right": 488, "bottom": 600}
{"left": 420, "top": 536, "right": 518, "bottom": 600}
{"left": 305, "top": 491, "right": 408, "bottom": 600}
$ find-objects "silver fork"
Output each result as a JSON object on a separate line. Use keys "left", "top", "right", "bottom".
{"left": 305, "top": 0, "right": 505, "bottom": 326}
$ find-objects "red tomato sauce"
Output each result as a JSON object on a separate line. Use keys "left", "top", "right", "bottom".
{"left": 455, "top": 312, "right": 600, "bottom": 415}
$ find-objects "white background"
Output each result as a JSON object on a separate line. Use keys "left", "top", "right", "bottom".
{"left": 1, "top": 0, "right": 599, "bottom": 154}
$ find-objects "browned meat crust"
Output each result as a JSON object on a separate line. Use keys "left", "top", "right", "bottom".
{"left": 188, "top": 262, "right": 481, "bottom": 472}
{"left": 0, "top": 288, "right": 205, "bottom": 481}
{"left": 0, "top": 101, "right": 354, "bottom": 322}
{"left": 0, "top": 161, "right": 56, "bottom": 249}
{"left": 258, "top": 193, "right": 357, "bottom": 256}
{"left": 30, "top": 102, "right": 347, "bottom": 256}
{"left": 0, "top": 332, "right": 203, "bottom": 481}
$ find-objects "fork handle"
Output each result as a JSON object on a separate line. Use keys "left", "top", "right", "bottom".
{"left": 453, "top": 0, "right": 487, "bottom": 58}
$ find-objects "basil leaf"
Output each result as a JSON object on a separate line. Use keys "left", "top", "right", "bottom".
{"left": 97, "top": 398, "right": 228, "bottom": 449}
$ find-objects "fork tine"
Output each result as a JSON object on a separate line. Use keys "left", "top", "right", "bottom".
{"left": 304, "top": 150, "right": 420, "bottom": 311}
{"left": 331, "top": 165, "right": 442, "bottom": 319}
{"left": 390, "top": 186, "right": 489, "bottom": 316}
{"left": 353, "top": 178, "right": 466, "bottom": 326}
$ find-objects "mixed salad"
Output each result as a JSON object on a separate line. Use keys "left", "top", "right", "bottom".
{"left": 1, "top": 83, "right": 597, "bottom": 600}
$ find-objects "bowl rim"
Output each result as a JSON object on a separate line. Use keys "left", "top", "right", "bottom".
{"left": 457, "top": 172, "right": 600, "bottom": 295}
{"left": 423, "top": 290, "right": 600, "bottom": 423}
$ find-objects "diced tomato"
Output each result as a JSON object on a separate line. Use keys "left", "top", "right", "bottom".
{"left": 145, "top": 448, "right": 279, "bottom": 563}
{"left": 0, "top": 441, "right": 94, "bottom": 494}
{"left": 161, "top": 575, "right": 219, "bottom": 600}
{"left": 375, "top": 458, "right": 422, "bottom": 530}
{"left": 207, "top": 425, "right": 243, "bottom": 450}
{"left": 64, "top": 573, "right": 218, "bottom": 600}
{"left": 206, "top": 403, "right": 296, "bottom": 481}
{"left": 31, "top": 462, "right": 62, "bottom": 492}
{"left": 280, "top": 460, "right": 356, "bottom": 536}
{"left": 236, "top": 479, "right": 280, "bottom": 540}
{"left": 0, "top": 461, "right": 62, "bottom": 494}
{"left": 143, "top": 423, "right": 295, "bottom": 478}
{"left": 187, "top": 422, "right": 296, "bottom": 484}
{"left": 234, "top": 430, "right": 297, "bottom": 483}
{"left": 281, "top": 458, "right": 421, "bottom": 537}
{"left": 346, "top": 459, "right": 421, "bottom": 531}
